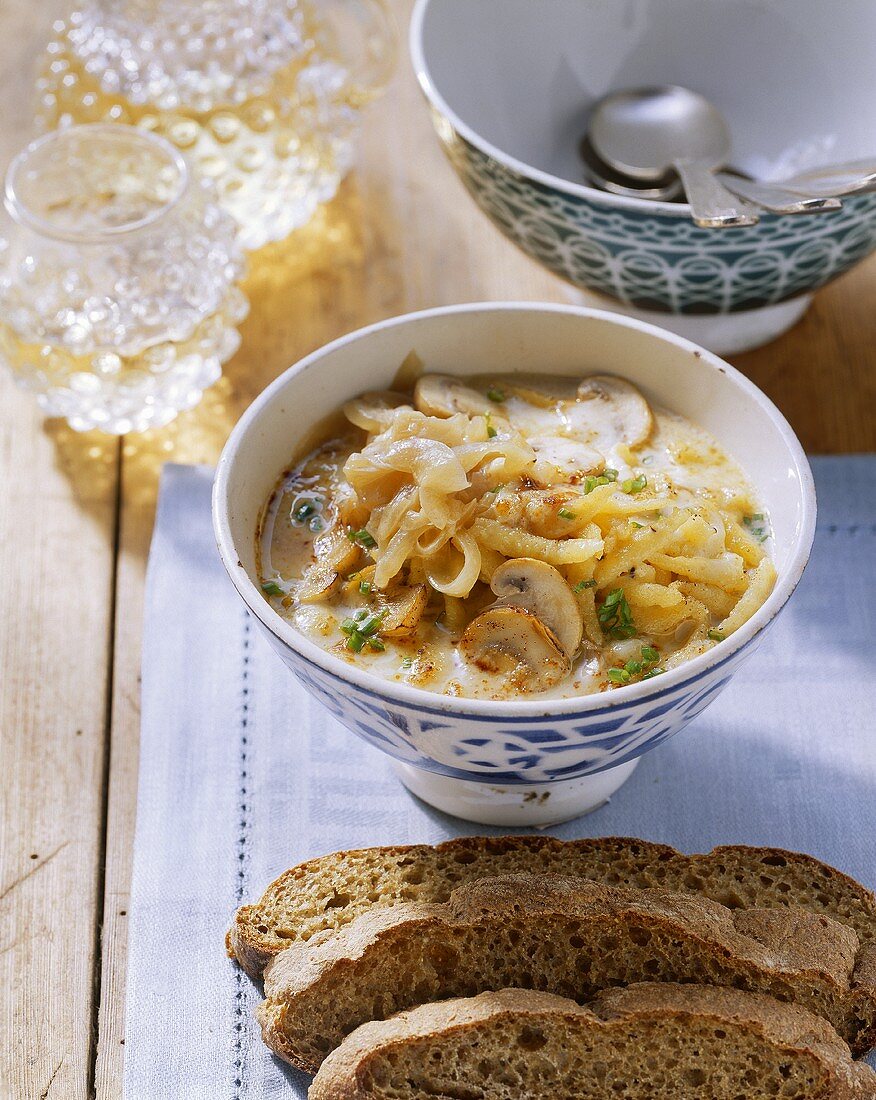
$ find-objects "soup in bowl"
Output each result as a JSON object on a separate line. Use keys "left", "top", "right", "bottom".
{"left": 213, "top": 304, "right": 815, "bottom": 825}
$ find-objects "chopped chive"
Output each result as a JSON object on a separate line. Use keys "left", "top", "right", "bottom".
{"left": 557, "top": 507, "right": 575, "bottom": 520}
{"left": 308, "top": 516, "right": 324, "bottom": 532}
{"left": 348, "top": 528, "right": 377, "bottom": 548}
{"left": 341, "top": 609, "right": 385, "bottom": 652}
{"left": 583, "top": 468, "right": 619, "bottom": 495}
{"left": 598, "top": 588, "right": 635, "bottom": 640}
{"left": 707, "top": 629, "right": 726, "bottom": 642}
{"left": 622, "top": 473, "right": 647, "bottom": 494}
{"left": 357, "top": 610, "right": 386, "bottom": 636}
{"left": 743, "top": 514, "right": 770, "bottom": 543}
{"left": 261, "top": 581, "right": 284, "bottom": 596}
{"left": 631, "top": 521, "right": 645, "bottom": 529}
{"left": 574, "top": 579, "right": 597, "bottom": 592}
{"left": 293, "top": 499, "right": 317, "bottom": 522}
{"left": 609, "top": 643, "right": 662, "bottom": 687}
{"left": 487, "top": 425, "right": 498, "bottom": 438}
{"left": 487, "top": 483, "right": 505, "bottom": 494}
{"left": 486, "top": 387, "right": 505, "bottom": 402}
{"left": 401, "top": 656, "right": 413, "bottom": 669}
{"left": 359, "top": 580, "right": 372, "bottom": 594}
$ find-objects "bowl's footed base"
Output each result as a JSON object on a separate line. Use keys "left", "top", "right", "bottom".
{"left": 393, "top": 759, "right": 640, "bottom": 827}
{"left": 564, "top": 291, "right": 813, "bottom": 356}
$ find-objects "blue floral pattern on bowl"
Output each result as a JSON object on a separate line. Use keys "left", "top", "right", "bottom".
{"left": 256, "top": 619, "right": 767, "bottom": 785}
{"left": 439, "top": 127, "right": 876, "bottom": 315}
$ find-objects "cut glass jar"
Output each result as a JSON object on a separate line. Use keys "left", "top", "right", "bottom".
{"left": 0, "top": 124, "right": 248, "bottom": 433}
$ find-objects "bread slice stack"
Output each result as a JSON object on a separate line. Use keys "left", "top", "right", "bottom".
{"left": 229, "top": 838, "right": 876, "bottom": 1098}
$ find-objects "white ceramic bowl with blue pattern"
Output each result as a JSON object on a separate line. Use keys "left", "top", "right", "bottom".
{"left": 410, "top": 0, "right": 876, "bottom": 355}
{"left": 213, "top": 304, "right": 815, "bottom": 825}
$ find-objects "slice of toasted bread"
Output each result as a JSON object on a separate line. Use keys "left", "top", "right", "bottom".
{"left": 310, "top": 985, "right": 876, "bottom": 1100}
{"left": 258, "top": 874, "right": 876, "bottom": 1071}
{"left": 229, "top": 837, "right": 876, "bottom": 980}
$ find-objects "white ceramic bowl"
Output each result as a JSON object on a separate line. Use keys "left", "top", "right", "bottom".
{"left": 411, "top": 0, "right": 876, "bottom": 354}
{"left": 213, "top": 304, "right": 815, "bottom": 825}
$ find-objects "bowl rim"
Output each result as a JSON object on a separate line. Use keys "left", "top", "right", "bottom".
{"left": 410, "top": 0, "right": 715, "bottom": 220}
{"left": 213, "top": 301, "right": 816, "bottom": 718}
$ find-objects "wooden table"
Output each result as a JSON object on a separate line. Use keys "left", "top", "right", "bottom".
{"left": 1, "top": 3, "right": 874, "bottom": 1097}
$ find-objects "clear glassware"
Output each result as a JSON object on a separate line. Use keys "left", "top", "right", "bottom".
{"left": 37, "top": 0, "right": 397, "bottom": 250}
{"left": 0, "top": 124, "right": 248, "bottom": 433}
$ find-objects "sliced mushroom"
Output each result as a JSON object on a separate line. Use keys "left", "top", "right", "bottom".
{"left": 297, "top": 526, "right": 361, "bottom": 603}
{"left": 490, "top": 557, "right": 583, "bottom": 657}
{"left": 379, "top": 582, "right": 429, "bottom": 638}
{"left": 346, "top": 565, "right": 428, "bottom": 639}
{"left": 460, "top": 606, "right": 571, "bottom": 692}
{"left": 493, "top": 373, "right": 579, "bottom": 404}
{"left": 343, "top": 390, "right": 411, "bottom": 433}
{"left": 414, "top": 374, "right": 497, "bottom": 418}
{"left": 576, "top": 374, "right": 653, "bottom": 447}
{"left": 502, "top": 382, "right": 563, "bottom": 408}
{"left": 530, "top": 435, "right": 605, "bottom": 486}
{"left": 391, "top": 349, "right": 425, "bottom": 390}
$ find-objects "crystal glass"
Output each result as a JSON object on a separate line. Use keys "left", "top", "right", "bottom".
{"left": 0, "top": 124, "right": 248, "bottom": 433}
{"left": 37, "top": 0, "right": 397, "bottom": 250}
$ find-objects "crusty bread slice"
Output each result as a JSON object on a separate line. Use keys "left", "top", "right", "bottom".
{"left": 229, "top": 837, "right": 876, "bottom": 979}
{"left": 258, "top": 874, "right": 876, "bottom": 1071}
{"left": 310, "top": 985, "right": 876, "bottom": 1100}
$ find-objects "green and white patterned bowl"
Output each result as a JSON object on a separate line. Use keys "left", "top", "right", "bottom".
{"left": 411, "top": 0, "right": 876, "bottom": 354}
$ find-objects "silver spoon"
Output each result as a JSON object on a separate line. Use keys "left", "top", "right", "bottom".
{"left": 589, "top": 85, "right": 758, "bottom": 228}
{"left": 779, "top": 160, "right": 876, "bottom": 196}
{"left": 718, "top": 173, "right": 842, "bottom": 215}
{"left": 579, "top": 135, "right": 684, "bottom": 200}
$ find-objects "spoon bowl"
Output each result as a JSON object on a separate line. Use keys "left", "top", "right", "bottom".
{"left": 590, "top": 85, "right": 730, "bottom": 179}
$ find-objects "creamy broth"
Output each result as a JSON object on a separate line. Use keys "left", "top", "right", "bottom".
{"left": 258, "top": 372, "right": 774, "bottom": 700}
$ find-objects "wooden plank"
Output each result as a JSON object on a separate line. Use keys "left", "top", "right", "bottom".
{"left": 0, "top": 6, "right": 117, "bottom": 1099}
{"left": 734, "top": 257, "right": 876, "bottom": 453}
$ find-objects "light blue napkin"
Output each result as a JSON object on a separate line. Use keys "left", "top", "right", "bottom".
{"left": 123, "top": 457, "right": 876, "bottom": 1099}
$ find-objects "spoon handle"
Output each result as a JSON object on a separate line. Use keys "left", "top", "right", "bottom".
{"left": 673, "top": 158, "right": 759, "bottom": 228}
{"left": 718, "top": 174, "right": 843, "bottom": 215}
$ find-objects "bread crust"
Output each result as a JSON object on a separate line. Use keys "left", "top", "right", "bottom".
{"left": 229, "top": 837, "right": 876, "bottom": 980}
{"left": 309, "top": 985, "right": 876, "bottom": 1100}
{"left": 258, "top": 874, "right": 876, "bottom": 1071}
